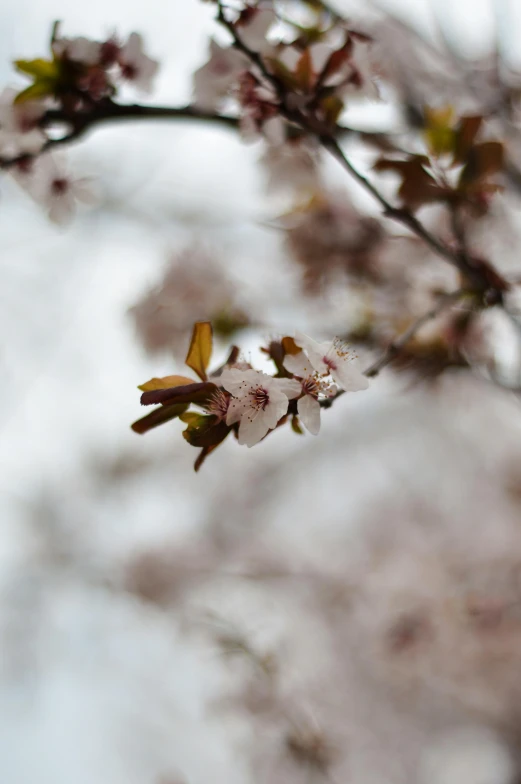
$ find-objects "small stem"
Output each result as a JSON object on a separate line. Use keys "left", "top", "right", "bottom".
{"left": 363, "top": 288, "right": 470, "bottom": 378}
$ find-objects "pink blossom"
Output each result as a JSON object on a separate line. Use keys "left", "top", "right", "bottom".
{"left": 294, "top": 332, "right": 369, "bottom": 392}
{"left": 193, "top": 40, "right": 248, "bottom": 111}
{"left": 283, "top": 351, "right": 336, "bottom": 435}
{"left": 221, "top": 368, "right": 300, "bottom": 447}
{"left": 52, "top": 36, "right": 102, "bottom": 66}
{"left": 14, "top": 153, "right": 97, "bottom": 224}
{"left": 118, "top": 32, "right": 159, "bottom": 94}
{"left": 0, "top": 87, "right": 47, "bottom": 157}
{"left": 236, "top": 8, "right": 277, "bottom": 54}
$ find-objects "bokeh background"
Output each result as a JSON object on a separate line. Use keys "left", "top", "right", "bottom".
{"left": 3, "top": 1, "right": 521, "bottom": 782}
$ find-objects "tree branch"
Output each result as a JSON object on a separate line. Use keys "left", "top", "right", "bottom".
{"left": 363, "top": 288, "right": 470, "bottom": 378}
{"left": 0, "top": 102, "right": 242, "bottom": 170}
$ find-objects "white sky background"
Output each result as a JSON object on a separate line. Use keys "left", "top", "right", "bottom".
{"left": 1, "top": 1, "right": 521, "bottom": 783}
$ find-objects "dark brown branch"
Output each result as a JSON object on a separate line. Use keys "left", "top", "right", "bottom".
{"left": 0, "top": 102, "right": 242, "bottom": 170}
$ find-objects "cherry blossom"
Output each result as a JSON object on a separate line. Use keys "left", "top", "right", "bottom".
{"left": 260, "top": 138, "right": 321, "bottom": 194}
{"left": 52, "top": 36, "right": 102, "bottom": 66}
{"left": 283, "top": 351, "right": 335, "bottom": 435}
{"left": 236, "top": 7, "right": 277, "bottom": 54}
{"left": 220, "top": 368, "right": 300, "bottom": 447}
{"left": 294, "top": 332, "right": 369, "bottom": 392}
{"left": 193, "top": 40, "right": 248, "bottom": 111}
{"left": 0, "top": 87, "right": 47, "bottom": 157}
{"left": 118, "top": 32, "right": 159, "bottom": 94}
{"left": 15, "top": 154, "right": 97, "bottom": 224}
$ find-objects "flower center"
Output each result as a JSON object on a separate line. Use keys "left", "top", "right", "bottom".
{"left": 323, "top": 356, "right": 337, "bottom": 372}
{"left": 51, "top": 177, "right": 70, "bottom": 195}
{"left": 206, "top": 389, "right": 229, "bottom": 420}
{"left": 121, "top": 63, "right": 137, "bottom": 80}
{"left": 250, "top": 386, "right": 270, "bottom": 410}
{"left": 302, "top": 377, "right": 319, "bottom": 398}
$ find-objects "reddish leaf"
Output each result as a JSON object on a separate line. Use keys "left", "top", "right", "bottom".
{"left": 194, "top": 442, "right": 225, "bottom": 472}
{"left": 182, "top": 415, "right": 230, "bottom": 448}
{"left": 374, "top": 156, "right": 445, "bottom": 209}
{"left": 294, "top": 48, "right": 314, "bottom": 92}
{"left": 318, "top": 38, "right": 353, "bottom": 85}
{"left": 131, "top": 402, "right": 189, "bottom": 434}
{"left": 459, "top": 141, "right": 504, "bottom": 187}
{"left": 140, "top": 382, "right": 218, "bottom": 407}
{"left": 281, "top": 336, "right": 300, "bottom": 356}
{"left": 454, "top": 115, "right": 483, "bottom": 163}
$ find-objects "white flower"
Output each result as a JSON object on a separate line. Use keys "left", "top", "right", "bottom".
{"left": 52, "top": 36, "right": 102, "bottom": 65}
{"left": 237, "top": 8, "right": 277, "bottom": 54}
{"left": 260, "top": 138, "right": 321, "bottom": 195}
{"left": 193, "top": 40, "right": 248, "bottom": 111}
{"left": 294, "top": 331, "right": 369, "bottom": 392}
{"left": 0, "top": 87, "right": 47, "bottom": 157}
{"left": 118, "top": 33, "right": 159, "bottom": 94}
{"left": 220, "top": 368, "right": 300, "bottom": 447}
{"left": 14, "top": 153, "right": 98, "bottom": 224}
{"left": 283, "top": 351, "right": 332, "bottom": 436}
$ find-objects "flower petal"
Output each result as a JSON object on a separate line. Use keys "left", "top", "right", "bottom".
{"left": 294, "top": 331, "right": 331, "bottom": 375}
{"left": 220, "top": 368, "right": 250, "bottom": 396}
{"left": 332, "top": 355, "right": 369, "bottom": 392}
{"left": 297, "top": 395, "right": 321, "bottom": 435}
{"left": 238, "top": 409, "right": 270, "bottom": 447}
{"left": 272, "top": 376, "right": 301, "bottom": 399}
{"left": 283, "top": 351, "right": 314, "bottom": 378}
{"left": 263, "top": 389, "right": 290, "bottom": 430}
{"left": 226, "top": 396, "right": 246, "bottom": 426}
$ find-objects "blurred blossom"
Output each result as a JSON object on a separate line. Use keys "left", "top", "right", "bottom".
{"left": 0, "top": 87, "right": 47, "bottom": 157}
{"left": 130, "top": 246, "right": 250, "bottom": 359}
{"left": 11, "top": 152, "right": 98, "bottom": 224}
{"left": 282, "top": 191, "right": 385, "bottom": 292}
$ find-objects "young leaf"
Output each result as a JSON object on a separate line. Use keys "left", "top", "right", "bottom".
{"left": 295, "top": 48, "right": 314, "bottom": 92}
{"left": 194, "top": 442, "right": 225, "bottom": 472}
{"left": 14, "top": 58, "right": 59, "bottom": 79}
{"left": 185, "top": 322, "right": 213, "bottom": 381}
{"left": 318, "top": 38, "right": 353, "bottom": 86}
{"left": 423, "top": 106, "right": 455, "bottom": 157}
{"left": 140, "top": 382, "right": 218, "bottom": 408}
{"left": 459, "top": 141, "right": 504, "bottom": 187}
{"left": 281, "top": 336, "right": 300, "bottom": 356}
{"left": 291, "top": 415, "right": 304, "bottom": 435}
{"left": 182, "top": 415, "right": 230, "bottom": 448}
{"left": 14, "top": 81, "right": 56, "bottom": 103}
{"left": 131, "top": 402, "right": 189, "bottom": 434}
{"left": 454, "top": 115, "right": 483, "bottom": 163}
{"left": 138, "top": 375, "right": 195, "bottom": 392}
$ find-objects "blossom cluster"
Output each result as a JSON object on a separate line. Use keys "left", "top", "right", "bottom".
{"left": 16, "top": 28, "right": 159, "bottom": 107}
{"left": 132, "top": 322, "right": 368, "bottom": 469}
{"left": 193, "top": 3, "right": 376, "bottom": 144}
{"left": 0, "top": 27, "right": 158, "bottom": 222}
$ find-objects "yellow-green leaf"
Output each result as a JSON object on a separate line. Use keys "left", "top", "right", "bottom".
{"left": 14, "top": 58, "right": 60, "bottom": 79}
{"left": 423, "top": 105, "right": 455, "bottom": 157}
{"left": 14, "top": 80, "right": 56, "bottom": 104}
{"left": 185, "top": 322, "right": 213, "bottom": 381}
{"left": 291, "top": 415, "right": 304, "bottom": 435}
{"left": 179, "top": 411, "right": 207, "bottom": 427}
{"left": 138, "top": 374, "right": 195, "bottom": 392}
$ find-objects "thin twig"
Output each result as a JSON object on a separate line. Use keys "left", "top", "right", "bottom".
{"left": 214, "top": 6, "right": 510, "bottom": 298}
{"left": 363, "top": 288, "right": 470, "bottom": 378}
